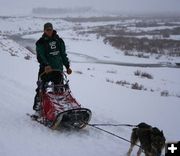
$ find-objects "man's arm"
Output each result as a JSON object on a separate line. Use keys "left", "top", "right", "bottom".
{"left": 36, "top": 43, "right": 49, "bottom": 66}
{"left": 59, "top": 39, "right": 70, "bottom": 69}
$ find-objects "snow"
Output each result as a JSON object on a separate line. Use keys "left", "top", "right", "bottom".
{"left": 169, "top": 35, "right": 180, "bottom": 41}
{"left": 0, "top": 16, "right": 180, "bottom": 156}
{"left": 135, "top": 34, "right": 180, "bottom": 41}
{"left": 0, "top": 16, "right": 72, "bottom": 35}
{"left": 16, "top": 16, "right": 180, "bottom": 64}
{"left": 0, "top": 43, "right": 132, "bottom": 156}
{"left": 0, "top": 36, "right": 34, "bottom": 59}
{"left": 22, "top": 31, "right": 180, "bottom": 64}
{"left": 127, "top": 25, "right": 179, "bottom": 32}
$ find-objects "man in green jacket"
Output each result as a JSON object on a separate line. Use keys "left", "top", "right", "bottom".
{"left": 33, "top": 22, "right": 72, "bottom": 114}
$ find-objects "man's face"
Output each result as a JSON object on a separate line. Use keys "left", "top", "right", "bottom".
{"left": 44, "top": 28, "right": 53, "bottom": 37}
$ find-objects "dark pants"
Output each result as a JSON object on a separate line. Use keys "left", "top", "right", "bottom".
{"left": 33, "top": 68, "right": 63, "bottom": 111}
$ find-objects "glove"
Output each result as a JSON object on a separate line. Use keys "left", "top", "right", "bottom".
{"left": 45, "top": 65, "right": 53, "bottom": 74}
{"left": 67, "top": 68, "right": 72, "bottom": 75}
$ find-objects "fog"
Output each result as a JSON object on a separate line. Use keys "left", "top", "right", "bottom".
{"left": 0, "top": 0, "right": 180, "bottom": 15}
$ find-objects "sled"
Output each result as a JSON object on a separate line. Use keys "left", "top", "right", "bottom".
{"left": 31, "top": 70, "right": 92, "bottom": 130}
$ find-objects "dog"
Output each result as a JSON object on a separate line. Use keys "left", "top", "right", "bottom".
{"left": 127, "top": 122, "right": 166, "bottom": 156}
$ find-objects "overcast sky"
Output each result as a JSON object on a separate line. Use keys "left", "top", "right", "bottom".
{"left": 0, "top": 0, "right": 180, "bottom": 15}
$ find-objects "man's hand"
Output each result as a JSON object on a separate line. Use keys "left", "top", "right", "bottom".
{"left": 67, "top": 68, "right": 72, "bottom": 75}
{"left": 45, "top": 65, "right": 53, "bottom": 74}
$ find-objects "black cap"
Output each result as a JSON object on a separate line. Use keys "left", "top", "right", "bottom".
{"left": 44, "top": 22, "right": 53, "bottom": 30}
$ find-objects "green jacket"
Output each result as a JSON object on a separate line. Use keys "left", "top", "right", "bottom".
{"left": 36, "top": 30, "right": 70, "bottom": 72}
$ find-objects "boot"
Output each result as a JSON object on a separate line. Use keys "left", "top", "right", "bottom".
{"left": 32, "top": 94, "right": 41, "bottom": 120}
{"left": 33, "top": 93, "right": 41, "bottom": 111}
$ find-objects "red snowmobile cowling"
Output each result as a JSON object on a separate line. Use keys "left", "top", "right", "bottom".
{"left": 39, "top": 70, "right": 92, "bottom": 129}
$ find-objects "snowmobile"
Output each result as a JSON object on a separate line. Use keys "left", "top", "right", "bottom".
{"left": 30, "top": 70, "right": 92, "bottom": 130}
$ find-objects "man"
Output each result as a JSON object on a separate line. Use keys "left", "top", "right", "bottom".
{"left": 33, "top": 22, "right": 72, "bottom": 116}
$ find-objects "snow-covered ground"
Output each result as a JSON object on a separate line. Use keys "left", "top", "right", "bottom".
{"left": 0, "top": 16, "right": 180, "bottom": 156}
{"left": 22, "top": 28, "right": 180, "bottom": 64}
{"left": 136, "top": 34, "right": 180, "bottom": 41}
{"left": 127, "top": 25, "right": 179, "bottom": 32}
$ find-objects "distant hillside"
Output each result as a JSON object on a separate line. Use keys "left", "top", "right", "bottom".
{"left": 32, "top": 7, "right": 95, "bottom": 15}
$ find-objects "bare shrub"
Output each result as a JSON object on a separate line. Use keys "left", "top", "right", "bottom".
{"left": 131, "top": 82, "right": 144, "bottom": 90}
{"left": 161, "top": 90, "right": 169, "bottom": 97}
{"left": 10, "top": 52, "right": 17, "bottom": 57}
{"left": 141, "top": 72, "right": 153, "bottom": 79}
{"left": 24, "top": 54, "right": 31, "bottom": 60}
{"left": 134, "top": 70, "right": 153, "bottom": 79}
{"left": 104, "top": 35, "right": 180, "bottom": 56}
{"left": 137, "top": 53, "right": 144, "bottom": 58}
{"left": 155, "top": 54, "right": 162, "bottom": 59}
{"left": 136, "top": 53, "right": 150, "bottom": 59}
{"left": 116, "top": 80, "right": 130, "bottom": 86}
{"left": 106, "top": 78, "right": 114, "bottom": 83}
{"left": 134, "top": 70, "right": 141, "bottom": 76}
{"left": 124, "top": 51, "right": 134, "bottom": 56}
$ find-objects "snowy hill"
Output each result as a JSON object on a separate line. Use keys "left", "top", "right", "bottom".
{"left": 0, "top": 16, "right": 180, "bottom": 156}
